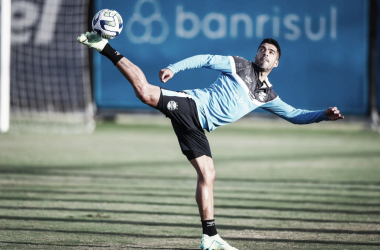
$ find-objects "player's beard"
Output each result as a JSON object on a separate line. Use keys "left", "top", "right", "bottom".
{"left": 254, "top": 57, "right": 273, "bottom": 72}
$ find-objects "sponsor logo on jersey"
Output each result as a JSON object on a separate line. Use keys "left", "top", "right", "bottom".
{"left": 232, "top": 90, "right": 250, "bottom": 112}
{"left": 244, "top": 75, "right": 252, "bottom": 84}
{"left": 257, "top": 91, "right": 267, "bottom": 102}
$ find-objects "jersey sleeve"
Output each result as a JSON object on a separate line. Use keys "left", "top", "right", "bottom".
{"left": 167, "top": 55, "right": 232, "bottom": 74}
{"left": 261, "top": 98, "right": 328, "bottom": 124}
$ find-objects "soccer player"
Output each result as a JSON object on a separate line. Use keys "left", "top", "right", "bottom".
{"left": 78, "top": 32, "right": 344, "bottom": 250}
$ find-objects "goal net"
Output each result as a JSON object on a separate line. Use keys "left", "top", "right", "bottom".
{"left": 2, "top": 0, "right": 94, "bottom": 133}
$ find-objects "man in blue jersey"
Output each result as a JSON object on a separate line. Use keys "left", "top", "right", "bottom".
{"left": 78, "top": 32, "right": 343, "bottom": 250}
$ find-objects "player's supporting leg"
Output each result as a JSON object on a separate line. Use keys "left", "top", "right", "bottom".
{"left": 190, "top": 155, "right": 216, "bottom": 221}
{"left": 190, "top": 155, "right": 239, "bottom": 250}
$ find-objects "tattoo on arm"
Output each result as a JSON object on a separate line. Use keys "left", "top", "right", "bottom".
{"left": 120, "top": 61, "right": 129, "bottom": 69}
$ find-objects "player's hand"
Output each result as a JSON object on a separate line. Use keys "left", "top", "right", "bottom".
{"left": 77, "top": 31, "right": 108, "bottom": 52}
{"left": 325, "top": 107, "right": 344, "bottom": 121}
{"left": 159, "top": 68, "right": 174, "bottom": 83}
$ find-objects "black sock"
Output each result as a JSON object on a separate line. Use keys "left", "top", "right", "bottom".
{"left": 201, "top": 219, "right": 217, "bottom": 236}
{"left": 100, "top": 43, "right": 124, "bottom": 65}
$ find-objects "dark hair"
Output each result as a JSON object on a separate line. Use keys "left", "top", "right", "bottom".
{"left": 259, "top": 38, "right": 281, "bottom": 59}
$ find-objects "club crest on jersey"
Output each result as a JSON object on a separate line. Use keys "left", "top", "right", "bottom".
{"left": 167, "top": 100, "right": 178, "bottom": 111}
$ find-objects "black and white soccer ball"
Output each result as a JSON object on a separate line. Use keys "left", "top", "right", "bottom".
{"left": 92, "top": 9, "right": 123, "bottom": 39}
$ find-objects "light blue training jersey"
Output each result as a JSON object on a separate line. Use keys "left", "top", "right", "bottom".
{"left": 167, "top": 55, "right": 327, "bottom": 132}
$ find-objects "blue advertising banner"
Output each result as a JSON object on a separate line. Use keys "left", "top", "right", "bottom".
{"left": 94, "top": 0, "right": 368, "bottom": 114}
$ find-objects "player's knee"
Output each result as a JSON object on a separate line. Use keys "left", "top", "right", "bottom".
{"left": 201, "top": 167, "right": 216, "bottom": 184}
{"left": 134, "top": 88, "right": 151, "bottom": 105}
{"left": 135, "top": 84, "right": 157, "bottom": 106}
{"left": 209, "top": 168, "right": 216, "bottom": 183}
{"left": 136, "top": 93, "right": 150, "bottom": 104}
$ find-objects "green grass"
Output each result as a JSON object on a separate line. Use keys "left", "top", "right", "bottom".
{"left": 0, "top": 115, "right": 379, "bottom": 249}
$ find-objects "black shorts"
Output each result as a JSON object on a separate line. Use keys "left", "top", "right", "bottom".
{"left": 155, "top": 89, "right": 212, "bottom": 161}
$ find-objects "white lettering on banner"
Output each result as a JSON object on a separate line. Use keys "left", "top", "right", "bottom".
{"left": 230, "top": 14, "right": 253, "bottom": 38}
{"left": 173, "top": 5, "right": 338, "bottom": 43}
{"left": 256, "top": 15, "right": 270, "bottom": 38}
{"left": 284, "top": 14, "right": 301, "bottom": 40}
{"left": 176, "top": 5, "right": 200, "bottom": 38}
{"left": 330, "top": 7, "right": 337, "bottom": 39}
{"left": 203, "top": 13, "right": 227, "bottom": 39}
{"left": 272, "top": 8, "right": 280, "bottom": 38}
{"left": 11, "top": 0, "right": 61, "bottom": 45}
{"left": 305, "top": 16, "right": 326, "bottom": 41}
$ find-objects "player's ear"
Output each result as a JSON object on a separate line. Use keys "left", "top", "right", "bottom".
{"left": 274, "top": 59, "right": 279, "bottom": 68}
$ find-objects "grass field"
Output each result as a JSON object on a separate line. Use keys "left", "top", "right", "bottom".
{"left": 0, "top": 115, "right": 379, "bottom": 250}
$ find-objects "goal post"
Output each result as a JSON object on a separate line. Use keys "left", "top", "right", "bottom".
{"left": 0, "top": 0, "right": 11, "bottom": 133}
{"left": 1, "top": 0, "right": 95, "bottom": 134}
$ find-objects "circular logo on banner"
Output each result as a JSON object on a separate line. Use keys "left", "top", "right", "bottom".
{"left": 126, "top": 0, "right": 169, "bottom": 44}
{"left": 167, "top": 100, "right": 178, "bottom": 111}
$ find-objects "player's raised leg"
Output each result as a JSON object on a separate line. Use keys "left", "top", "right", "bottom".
{"left": 115, "top": 57, "right": 160, "bottom": 108}
{"left": 77, "top": 32, "right": 160, "bottom": 108}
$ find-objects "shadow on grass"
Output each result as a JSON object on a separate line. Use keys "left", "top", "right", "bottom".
{"left": 0, "top": 197, "right": 379, "bottom": 215}
{"left": 2, "top": 185, "right": 379, "bottom": 200}
{"left": 1, "top": 205, "right": 379, "bottom": 224}
{"left": 1, "top": 216, "right": 380, "bottom": 235}
{"left": 0, "top": 149, "right": 380, "bottom": 186}
{"left": 0, "top": 229, "right": 379, "bottom": 247}
{"left": 0, "top": 240, "right": 198, "bottom": 250}
{"left": 2, "top": 189, "right": 380, "bottom": 207}
{"left": 1, "top": 167, "right": 380, "bottom": 191}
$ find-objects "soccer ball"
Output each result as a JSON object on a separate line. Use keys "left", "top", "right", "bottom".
{"left": 92, "top": 9, "right": 123, "bottom": 39}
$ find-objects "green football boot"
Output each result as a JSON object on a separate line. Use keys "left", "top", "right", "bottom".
{"left": 201, "top": 234, "right": 239, "bottom": 250}
{"left": 77, "top": 31, "right": 108, "bottom": 52}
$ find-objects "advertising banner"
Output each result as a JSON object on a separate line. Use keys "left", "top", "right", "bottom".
{"left": 94, "top": 0, "right": 368, "bottom": 114}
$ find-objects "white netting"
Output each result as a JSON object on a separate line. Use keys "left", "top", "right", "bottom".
{"left": 7, "top": 0, "right": 94, "bottom": 133}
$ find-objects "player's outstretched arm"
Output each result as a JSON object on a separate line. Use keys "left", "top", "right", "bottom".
{"left": 325, "top": 107, "right": 344, "bottom": 121}
{"left": 77, "top": 32, "right": 160, "bottom": 108}
{"left": 159, "top": 68, "right": 174, "bottom": 83}
{"left": 261, "top": 98, "right": 344, "bottom": 124}
{"left": 158, "top": 55, "right": 233, "bottom": 84}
